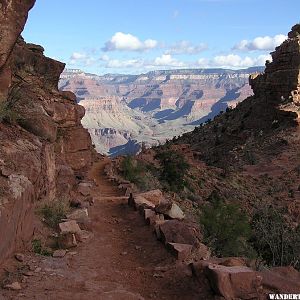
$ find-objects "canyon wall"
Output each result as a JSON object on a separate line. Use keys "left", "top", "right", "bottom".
{"left": 60, "top": 67, "right": 263, "bottom": 156}
{"left": 0, "top": 0, "right": 94, "bottom": 264}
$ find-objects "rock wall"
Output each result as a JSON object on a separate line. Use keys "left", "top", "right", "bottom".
{"left": 0, "top": 0, "right": 94, "bottom": 264}
{"left": 250, "top": 24, "right": 300, "bottom": 106}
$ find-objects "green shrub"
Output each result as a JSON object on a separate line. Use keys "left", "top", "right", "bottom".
{"left": 252, "top": 204, "right": 300, "bottom": 268}
{"left": 38, "top": 199, "right": 69, "bottom": 229}
{"left": 0, "top": 101, "right": 18, "bottom": 124}
{"left": 155, "top": 150, "right": 190, "bottom": 192}
{"left": 200, "top": 196, "right": 254, "bottom": 257}
{"left": 121, "top": 156, "right": 151, "bottom": 191}
{"left": 32, "top": 239, "right": 52, "bottom": 256}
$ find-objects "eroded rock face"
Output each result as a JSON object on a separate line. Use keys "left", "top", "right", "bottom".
{"left": 250, "top": 25, "right": 300, "bottom": 106}
{"left": 0, "top": 0, "right": 94, "bottom": 264}
{"left": 0, "top": 0, "right": 36, "bottom": 100}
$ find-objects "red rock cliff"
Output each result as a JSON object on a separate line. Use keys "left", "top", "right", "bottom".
{"left": 0, "top": 0, "right": 94, "bottom": 264}
{"left": 250, "top": 24, "right": 300, "bottom": 107}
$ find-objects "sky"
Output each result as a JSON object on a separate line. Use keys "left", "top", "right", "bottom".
{"left": 22, "top": 0, "right": 300, "bottom": 75}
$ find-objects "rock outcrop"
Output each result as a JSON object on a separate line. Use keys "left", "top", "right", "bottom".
{"left": 250, "top": 24, "right": 300, "bottom": 106}
{"left": 0, "top": 0, "right": 36, "bottom": 100}
{"left": 0, "top": 0, "right": 94, "bottom": 264}
{"left": 176, "top": 25, "right": 300, "bottom": 169}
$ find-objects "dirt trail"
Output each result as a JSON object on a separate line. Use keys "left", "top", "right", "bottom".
{"left": 1, "top": 159, "right": 211, "bottom": 300}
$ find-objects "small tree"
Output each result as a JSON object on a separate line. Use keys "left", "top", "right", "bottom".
{"left": 200, "top": 196, "right": 254, "bottom": 257}
{"left": 155, "top": 150, "right": 189, "bottom": 192}
{"left": 121, "top": 156, "right": 151, "bottom": 191}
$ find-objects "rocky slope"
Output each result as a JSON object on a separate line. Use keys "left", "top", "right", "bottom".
{"left": 0, "top": 0, "right": 95, "bottom": 264}
{"left": 60, "top": 67, "right": 263, "bottom": 156}
{"left": 113, "top": 24, "right": 300, "bottom": 271}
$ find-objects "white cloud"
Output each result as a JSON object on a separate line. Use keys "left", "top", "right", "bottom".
{"left": 102, "top": 54, "right": 186, "bottom": 70}
{"left": 102, "top": 32, "right": 158, "bottom": 52}
{"left": 197, "top": 54, "right": 272, "bottom": 68}
{"left": 166, "top": 40, "right": 207, "bottom": 55}
{"left": 69, "top": 52, "right": 96, "bottom": 66}
{"left": 233, "top": 34, "right": 287, "bottom": 51}
{"left": 70, "top": 52, "right": 87, "bottom": 60}
{"left": 100, "top": 54, "right": 110, "bottom": 61}
{"left": 153, "top": 54, "right": 186, "bottom": 67}
{"left": 105, "top": 58, "right": 144, "bottom": 69}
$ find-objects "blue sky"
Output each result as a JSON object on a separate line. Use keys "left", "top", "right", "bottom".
{"left": 23, "top": 0, "right": 300, "bottom": 74}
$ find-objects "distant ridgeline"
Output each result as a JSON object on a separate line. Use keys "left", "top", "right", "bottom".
{"left": 59, "top": 66, "right": 264, "bottom": 156}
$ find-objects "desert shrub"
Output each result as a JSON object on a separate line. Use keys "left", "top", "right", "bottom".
{"left": 32, "top": 239, "right": 52, "bottom": 256}
{"left": 251, "top": 204, "right": 300, "bottom": 269}
{"left": 200, "top": 196, "right": 254, "bottom": 257}
{"left": 38, "top": 199, "right": 69, "bottom": 229}
{"left": 155, "top": 150, "right": 190, "bottom": 192}
{"left": 121, "top": 156, "right": 152, "bottom": 191}
{"left": 244, "top": 150, "right": 258, "bottom": 165}
{"left": 0, "top": 83, "right": 24, "bottom": 124}
{"left": 0, "top": 102, "right": 18, "bottom": 124}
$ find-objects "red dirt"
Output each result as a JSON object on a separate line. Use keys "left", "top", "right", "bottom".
{"left": 0, "top": 159, "right": 212, "bottom": 300}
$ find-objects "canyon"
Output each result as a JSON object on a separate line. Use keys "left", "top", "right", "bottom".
{"left": 1, "top": 0, "right": 300, "bottom": 298}
{"left": 59, "top": 67, "right": 263, "bottom": 156}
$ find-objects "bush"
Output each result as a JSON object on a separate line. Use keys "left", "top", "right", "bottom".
{"left": 155, "top": 150, "right": 190, "bottom": 192}
{"left": 38, "top": 199, "right": 69, "bottom": 229}
{"left": 200, "top": 196, "right": 254, "bottom": 257}
{"left": 0, "top": 101, "right": 18, "bottom": 124}
{"left": 121, "top": 156, "right": 152, "bottom": 191}
{"left": 252, "top": 204, "right": 300, "bottom": 269}
{"left": 32, "top": 239, "right": 52, "bottom": 256}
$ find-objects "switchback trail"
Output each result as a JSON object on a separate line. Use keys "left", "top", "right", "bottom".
{"left": 1, "top": 159, "right": 211, "bottom": 300}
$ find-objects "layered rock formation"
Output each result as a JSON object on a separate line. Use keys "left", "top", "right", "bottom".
{"left": 250, "top": 24, "right": 300, "bottom": 107}
{"left": 60, "top": 67, "right": 263, "bottom": 156}
{"left": 0, "top": 0, "right": 94, "bottom": 264}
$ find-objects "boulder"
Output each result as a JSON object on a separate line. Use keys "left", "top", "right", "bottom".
{"left": 138, "top": 190, "right": 165, "bottom": 206}
{"left": 132, "top": 195, "right": 156, "bottom": 210}
{"left": 165, "top": 203, "right": 185, "bottom": 220}
{"left": 59, "top": 220, "right": 81, "bottom": 234}
{"left": 159, "top": 220, "right": 202, "bottom": 246}
{"left": 4, "top": 282, "right": 22, "bottom": 291}
{"left": 78, "top": 182, "right": 91, "bottom": 196}
{"left": 155, "top": 198, "right": 173, "bottom": 214}
{"left": 190, "top": 260, "right": 212, "bottom": 278}
{"left": 66, "top": 208, "right": 89, "bottom": 223}
{"left": 147, "top": 213, "right": 164, "bottom": 227}
{"left": 166, "top": 243, "right": 193, "bottom": 261}
{"left": 15, "top": 253, "right": 25, "bottom": 262}
{"left": 205, "top": 264, "right": 262, "bottom": 299}
{"left": 193, "top": 243, "right": 211, "bottom": 260}
{"left": 75, "top": 230, "right": 94, "bottom": 243}
{"left": 58, "top": 233, "right": 77, "bottom": 249}
{"left": 220, "top": 257, "right": 247, "bottom": 267}
{"left": 143, "top": 209, "right": 156, "bottom": 225}
{"left": 155, "top": 198, "right": 184, "bottom": 220}
{"left": 261, "top": 266, "right": 300, "bottom": 293}
{"left": 53, "top": 249, "right": 67, "bottom": 258}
